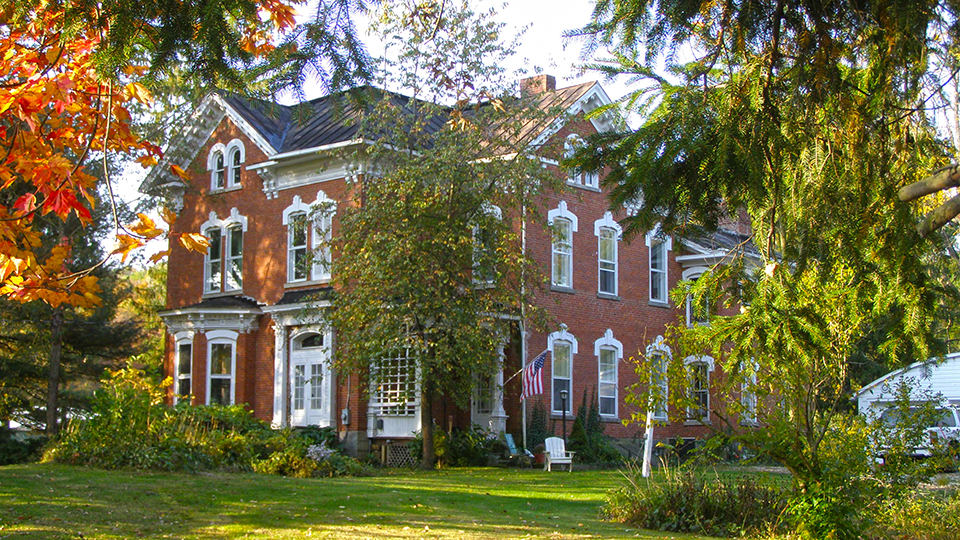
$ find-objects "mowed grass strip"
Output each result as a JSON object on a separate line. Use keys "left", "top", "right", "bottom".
{"left": 0, "top": 463, "right": 715, "bottom": 539}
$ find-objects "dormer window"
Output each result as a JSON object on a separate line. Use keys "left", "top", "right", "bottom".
{"left": 563, "top": 134, "right": 599, "bottom": 189}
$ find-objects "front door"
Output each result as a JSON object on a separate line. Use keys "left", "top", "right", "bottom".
{"left": 290, "top": 332, "right": 332, "bottom": 427}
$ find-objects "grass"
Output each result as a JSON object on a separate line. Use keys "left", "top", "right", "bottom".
{"left": 0, "top": 463, "right": 718, "bottom": 539}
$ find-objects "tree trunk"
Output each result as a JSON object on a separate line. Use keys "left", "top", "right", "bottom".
{"left": 420, "top": 384, "right": 435, "bottom": 469}
{"left": 45, "top": 308, "right": 64, "bottom": 436}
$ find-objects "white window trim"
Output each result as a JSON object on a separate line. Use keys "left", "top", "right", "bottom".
{"left": 594, "top": 329, "right": 622, "bottom": 418}
{"left": 645, "top": 226, "right": 672, "bottom": 304}
{"left": 548, "top": 202, "right": 577, "bottom": 289}
{"left": 594, "top": 212, "right": 622, "bottom": 296}
{"left": 286, "top": 211, "right": 309, "bottom": 283}
{"left": 548, "top": 326, "right": 578, "bottom": 415}
{"left": 646, "top": 335, "right": 672, "bottom": 421}
{"left": 224, "top": 224, "right": 243, "bottom": 292}
{"left": 684, "top": 355, "right": 714, "bottom": 423}
{"left": 563, "top": 134, "right": 599, "bottom": 188}
{"left": 282, "top": 191, "right": 336, "bottom": 284}
{"left": 207, "top": 143, "right": 226, "bottom": 190}
{"left": 225, "top": 139, "right": 245, "bottom": 188}
{"left": 206, "top": 330, "right": 238, "bottom": 406}
{"left": 741, "top": 359, "right": 759, "bottom": 426}
{"left": 173, "top": 331, "right": 194, "bottom": 405}
{"left": 200, "top": 209, "right": 248, "bottom": 294}
{"left": 682, "top": 267, "right": 710, "bottom": 327}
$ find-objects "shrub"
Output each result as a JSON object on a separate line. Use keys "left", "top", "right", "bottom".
{"left": 567, "top": 389, "right": 621, "bottom": 464}
{"left": 867, "top": 489, "right": 960, "bottom": 540}
{"left": 43, "top": 366, "right": 372, "bottom": 477}
{"left": 603, "top": 462, "right": 788, "bottom": 537}
{"left": 410, "top": 424, "right": 497, "bottom": 467}
{"left": 0, "top": 431, "right": 46, "bottom": 465}
{"left": 526, "top": 400, "right": 548, "bottom": 450}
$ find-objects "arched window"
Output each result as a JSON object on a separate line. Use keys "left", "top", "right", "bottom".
{"left": 213, "top": 151, "right": 225, "bottom": 189}
{"left": 594, "top": 212, "right": 622, "bottom": 297}
{"left": 548, "top": 201, "right": 578, "bottom": 290}
{"left": 229, "top": 147, "right": 242, "bottom": 186}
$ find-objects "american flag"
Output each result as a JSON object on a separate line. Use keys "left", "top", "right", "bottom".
{"left": 521, "top": 349, "right": 548, "bottom": 401}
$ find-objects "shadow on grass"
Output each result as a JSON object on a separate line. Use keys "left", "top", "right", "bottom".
{"left": 0, "top": 464, "right": 691, "bottom": 539}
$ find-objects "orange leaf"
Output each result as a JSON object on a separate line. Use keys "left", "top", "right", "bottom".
{"left": 148, "top": 250, "right": 170, "bottom": 263}
{"left": 159, "top": 207, "right": 177, "bottom": 227}
{"left": 129, "top": 213, "right": 162, "bottom": 239}
{"left": 112, "top": 234, "right": 143, "bottom": 263}
{"left": 179, "top": 233, "right": 210, "bottom": 254}
{"left": 170, "top": 164, "right": 191, "bottom": 181}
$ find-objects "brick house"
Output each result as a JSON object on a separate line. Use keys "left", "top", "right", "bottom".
{"left": 140, "top": 75, "right": 753, "bottom": 458}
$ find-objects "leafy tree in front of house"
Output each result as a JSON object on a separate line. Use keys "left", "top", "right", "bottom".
{"left": 327, "top": 0, "right": 564, "bottom": 469}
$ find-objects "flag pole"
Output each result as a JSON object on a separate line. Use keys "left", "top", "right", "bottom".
{"left": 520, "top": 319, "right": 528, "bottom": 450}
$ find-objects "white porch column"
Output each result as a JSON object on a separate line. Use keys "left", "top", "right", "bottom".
{"left": 489, "top": 348, "right": 508, "bottom": 434}
{"left": 272, "top": 323, "right": 289, "bottom": 427}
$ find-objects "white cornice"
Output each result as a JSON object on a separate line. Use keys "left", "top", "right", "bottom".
{"left": 159, "top": 305, "right": 262, "bottom": 334}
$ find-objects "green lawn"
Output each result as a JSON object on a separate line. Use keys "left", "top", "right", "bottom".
{"left": 0, "top": 463, "right": 716, "bottom": 539}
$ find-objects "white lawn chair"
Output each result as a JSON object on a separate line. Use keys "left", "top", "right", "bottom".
{"left": 543, "top": 437, "right": 575, "bottom": 472}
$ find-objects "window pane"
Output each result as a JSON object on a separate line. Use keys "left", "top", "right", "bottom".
{"left": 210, "top": 344, "right": 232, "bottom": 375}
{"left": 599, "top": 349, "right": 616, "bottom": 383}
{"left": 293, "top": 365, "right": 305, "bottom": 411}
{"left": 215, "top": 153, "right": 225, "bottom": 188}
{"left": 207, "top": 229, "right": 222, "bottom": 261}
{"left": 209, "top": 378, "right": 231, "bottom": 405}
{"left": 310, "top": 364, "right": 323, "bottom": 410}
{"left": 229, "top": 227, "right": 243, "bottom": 257}
{"left": 230, "top": 150, "right": 241, "bottom": 185}
{"left": 178, "top": 344, "right": 192, "bottom": 375}
{"left": 177, "top": 378, "right": 191, "bottom": 398}
{"left": 552, "top": 378, "right": 571, "bottom": 413}
{"left": 553, "top": 343, "right": 571, "bottom": 378}
{"left": 600, "top": 396, "right": 616, "bottom": 416}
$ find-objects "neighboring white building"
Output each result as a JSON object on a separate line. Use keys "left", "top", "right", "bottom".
{"left": 855, "top": 353, "right": 960, "bottom": 419}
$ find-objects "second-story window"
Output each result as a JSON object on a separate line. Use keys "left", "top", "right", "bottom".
{"left": 649, "top": 239, "right": 667, "bottom": 303}
{"left": 201, "top": 209, "right": 247, "bottom": 294}
{"left": 225, "top": 224, "right": 243, "bottom": 291}
{"left": 598, "top": 227, "right": 617, "bottom": 295}
{"left": 204, "top": 227, "right": 222, "bottom": 294}
{"left": 288, "top": 212, "right": 309, "bottom": 282}
{"left": 552, "top": 218, "right": 573, "bottom": 288}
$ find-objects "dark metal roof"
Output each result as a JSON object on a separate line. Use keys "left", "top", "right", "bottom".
{"left": 689, "top": 228, "right": 761, "bottom": 258}
{"left": 220, "top": 88, "right": 449, "bottom": 153}
{"left": 175, "top": 295, "right": 262, "bottom": 311}
{"left": 276, "top": 287, "right": 334, "bottom": 306}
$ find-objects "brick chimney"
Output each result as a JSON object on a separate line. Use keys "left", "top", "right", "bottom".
{"left": 520, "top": 74, "right": 556, "bottom": 96}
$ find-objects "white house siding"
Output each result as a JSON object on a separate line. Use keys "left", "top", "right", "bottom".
{"left": 855, "top": 353, "right": 960, "bottom": 419}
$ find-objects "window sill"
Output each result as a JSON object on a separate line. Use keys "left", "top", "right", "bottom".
{"left": 284, "top": 278, "right": 332, "bottom": 289}
{"left": 648, "top": 300, "right": 670, "bottom": 308}
{"left": 550, "top": 285, "right": 575, "bottom": 294}
{"left": 566, "top": 181, "right": 601, "bottom": 193}
{"left": 209, "top": 185, "right": 242, "bottom": 194}
{"left": 597, "top": 292, "right": 619, "bottom": 301}
{"left": 600, "top": 415, "right": 620, "bottom": 423}
{"left": 550, "top": 413, "right": 574, "bottom": 419}
{"left": 684, "top": 419, "right": 711, "bottom": 427}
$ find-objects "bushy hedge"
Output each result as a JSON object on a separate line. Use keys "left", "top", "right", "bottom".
{"left": 410, "top": 424, "right": 502, "bottom": 467}
{"left": 44, "top": 367, "right": 371, "bottom": 477}
{"left": 603, "top": 462, "right": 788, "bottom": 537}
